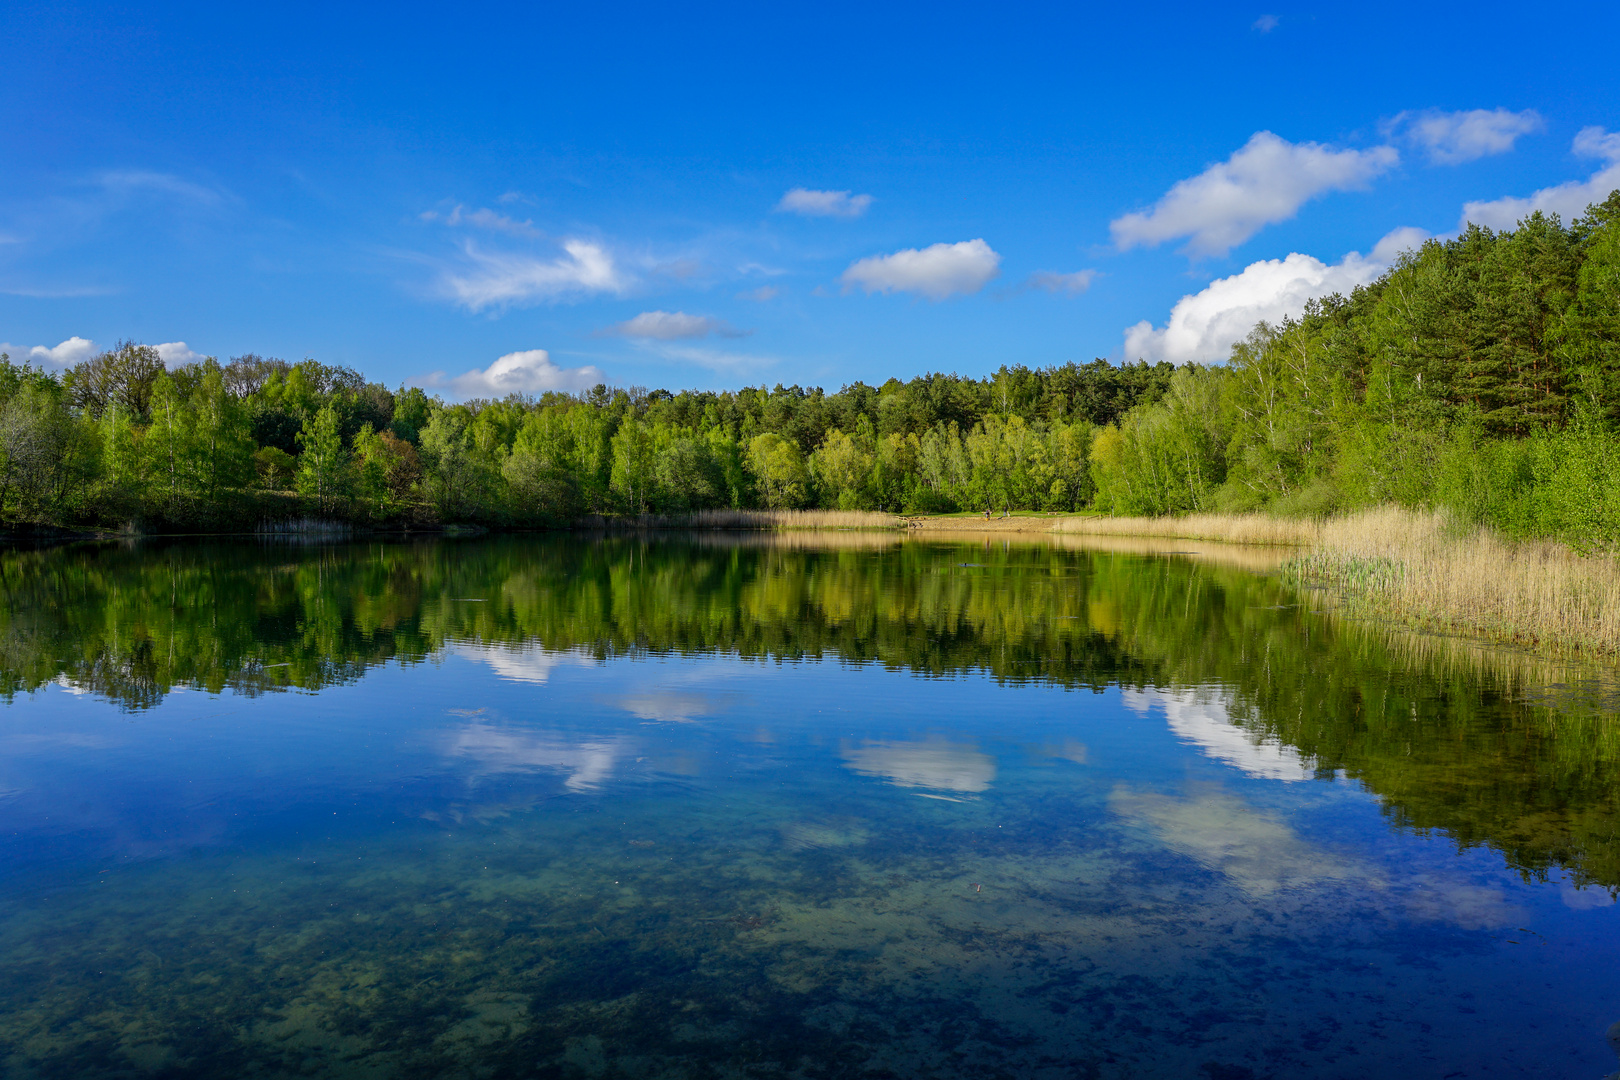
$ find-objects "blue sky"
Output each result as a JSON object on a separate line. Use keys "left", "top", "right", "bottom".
{"left": 3, "top": 0, "right": 1618, "bottom": 398}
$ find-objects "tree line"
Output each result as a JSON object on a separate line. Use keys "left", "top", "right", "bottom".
{"left": 2, "top": 191, "right": 1617, "bottom": 537}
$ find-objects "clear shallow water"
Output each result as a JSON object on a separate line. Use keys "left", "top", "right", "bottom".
{"left": 1, "top": 535, "right": 1618, "bottom": 1079}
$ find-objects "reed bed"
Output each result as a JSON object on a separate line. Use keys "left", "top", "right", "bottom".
{"left": 1050, "top": 513, "right": 1320, "bottom": 547}
{"left": 1042, "top": 532, "right": 1294, "bottom": 573}
{"left": 587, "top": 509, "right": 903, "bottom": 531}
{"left": 1286, "top": 506, "right": 1620, "bottom": 657}
{"left": 255, "top": 517, "right": 354, "bottom": 540}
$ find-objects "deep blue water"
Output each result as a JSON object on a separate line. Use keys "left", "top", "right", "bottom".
{"left": 1, "top": 535, "right": 1616, "bottom": 1079}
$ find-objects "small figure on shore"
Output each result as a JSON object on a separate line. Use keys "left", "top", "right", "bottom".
{"left": 983, "top": 507, "right": 991, "bottom": 520}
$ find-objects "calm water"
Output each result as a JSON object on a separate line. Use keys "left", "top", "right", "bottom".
{"left": 2, "top": 534, "right": 1618, "bottom": 1079}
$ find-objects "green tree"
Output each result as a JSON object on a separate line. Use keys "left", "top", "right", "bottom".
{"left": 296, "top": 404, "right": 351, "bottom": 514}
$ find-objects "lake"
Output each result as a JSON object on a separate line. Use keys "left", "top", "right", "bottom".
{"left": 1, "top": 533, "right": 1617, "bottom": 1079}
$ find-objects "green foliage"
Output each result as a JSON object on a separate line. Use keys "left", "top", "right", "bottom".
{"left": 8, "top": 191, "right": 1620, "bottom": 537}
{"left": 295, "top": 404, "right": 351, "bottom": 514}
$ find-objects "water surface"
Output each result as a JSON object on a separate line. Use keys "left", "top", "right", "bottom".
{"left": 2, "top": 534, "right": 1617, "bottom": 1079}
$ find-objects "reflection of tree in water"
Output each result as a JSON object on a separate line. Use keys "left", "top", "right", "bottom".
{"left": 3, "top": 533, "right": 1619, "bottom": 889}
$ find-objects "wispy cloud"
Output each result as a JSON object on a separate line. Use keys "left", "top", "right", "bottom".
{"left": 96, "top": 170, "right": 226, "bottom": 206}
{"left": 737, "top": 285, "right": 780, "bottom": 302}
{"left": 0, "top": 336, "right": 98, "bottom": 367}
{"left": 1463, "top": 126, "right": 1620, "bottom": 230}
{"left": 1252, "top": 14, "right": 1279, "bottom": 32}
{"left": 421, "top": 204, "right": 541, "bottom": 237}
{"left": 423, "top": 348, "right": 605, "bottom": 399}
{"left": 1024, "top": 269, "right": 1097, "bottom": 295}
{"left": 841, "top": 238, "right": 1001, "bottom": 300}
{"left": 1111, "top": 132, "right": 1399, "bottom": 257}
{"left": 1122, "top": 225, "right": 1427, "bottom": 364}
{"left": 601, "top": 310, "right": 747, "bottom": 340}
{"left": 776, "top": 188, "right": 874, "bottom": 218}
{"left": 438, "top": 239, "right": 628, "bottom": 312}
{"left": 1385, "top": 107, "right": 1543, "bottom": 165}
{"left": 0, "top": 284, "right": 115, "bottom": 298}
{"left": 637, "top": 341, "right": 778, "bottom": 375}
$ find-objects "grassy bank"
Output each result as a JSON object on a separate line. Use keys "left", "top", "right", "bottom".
{"left": 1049, "top": 512, "right": 1319, "bottom": 546}
{"left": 939, "top": 506, "right": 1620, "bottom": 658}
{"left": 581, "top": 509, "right": 903, "bottom": 530}
{"left": 1287, "top": 506, "right": 1620, "bottom": 657}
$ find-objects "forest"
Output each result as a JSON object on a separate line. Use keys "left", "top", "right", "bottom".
{"left": 1, "top": 191, "right": 1617, "bottom": 542}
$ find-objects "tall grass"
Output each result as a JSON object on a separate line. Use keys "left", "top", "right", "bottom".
{"left": 584, "top": 509, "right": 903, "bottom": 531}
{"left": 255, "top": 517, "right": 353, "bottom": 540}
{"left": 1051, "top": 513, "right": 1320, "bottom": 546}
{"left": 1285, "top": 506, "right": 1620, "bottom": 656}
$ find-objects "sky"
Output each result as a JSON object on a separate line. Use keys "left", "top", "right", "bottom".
{"left": 2, "top": 0, "right": 1618, "bottom": 399}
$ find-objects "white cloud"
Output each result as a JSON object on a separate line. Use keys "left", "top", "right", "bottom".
{"left": 449, "top": 643, "right": 596, "bottom": 684}
{"left": 1388, "top": 107, "right": 1542, "bottom": 165}
{"left": 1111, "top": 132, "right": 1400, "bottom": 256}
{"left": 439, "top": 239, "right": 627, "bottom": 312}
{"left": 430, "top": 348, "right": 605, "bottom": 399}
{"left": 775, "top": 188, "right": 874, "bottom": 218}
{"left": 1122, "top": 225, "right": 1426, "bottom": 363}
{"left": 421, "top": 204, "right": 540, "bottom": 237}
{"left": 1462, "top": 126, "right": 1620, "bottom": 230}
{"left": 605, "top": 310, "right": 744, "bottom": 340}
{"left": 841, "top": 738, "right": 996, "bottom": 793}
{"left": 840, "top": 238, "right": 1001, "bottom": 300}
{"left": 738, "top": 285, "right": 780, "bottom": 302}
{"left": 156, "top": 341, "right": 207, "bottom": 367}
{"left": 1123, "top": 687, "right": 1313, "bottom": 781}
{"left": 1574, "top": 125, "right": 1620, "bottom": 161}
{"left": 1253, "top": 14, "right": 1279, "bottom": 32}
{"left": 0, "top": 336, "right": 98, "bottom": 367}
{"left": 442, "top": 718, "right": 627, "bottom": 791}
{"left": 1026, "top": 269, "right": 1097, "bottom": 295}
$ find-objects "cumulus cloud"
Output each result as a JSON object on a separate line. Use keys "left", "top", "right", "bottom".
{"left": 1388, "top": 107, "right": 1543, "bottom": 165}
{"left": 775, "top": 188, "right": 873, "bottom": 218}
{"left": 155, "top": 341, "right": 208, "bottom": 367}
{"left": 1122, "top": 225, "right": 1427, "bottom": 363}
{"left": 1111, "top": 132, "right": 1399, "bottom": 256}
{"left": 1462, "top": 126, "right": 1620, "bottom": 230}
{"left": 0, "top": 336, "right": 98, "bottom": 367}
{"left": 603, "top": 311, "right": 745, "bottom": 340}
{"left": 439, "top": 240, "right": 627, "bottom": 312}
{"left": 841, "top": 238, "right": 1001, "bottom": 300}
{"left": 1025, "top": 269, "right": 1097, "bottom": 295}
{"left": 429, "top": 348, "right": 605, "bottom": 399}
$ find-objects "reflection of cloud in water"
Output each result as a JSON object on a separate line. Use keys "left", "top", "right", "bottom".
{"left": 443, "top": 719, "right": 627, "bottom": 791}
{"left": 617, "top": 691, "right": 714, "bottom": 723}
{"left": 1110, "top": 786, "right": 1353, "bottom": 895}
{"left": 1124, "top": 686, "right": 1314, "bottom": 781}
{"left": 449, "top": 642, "right": 596, "bottom": 685}
{"left": 842, "top": 738, "right": 995, "bottom": 793}
{"left": 1110, "top": 785, "right": 1517, "bottom": 926}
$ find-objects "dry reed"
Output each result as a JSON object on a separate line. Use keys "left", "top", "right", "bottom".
{"left": 1287, "top": 506, "right": 1620, "bottom": 656}
{"left": 1050, "top": 513, "right": 1320, "bottom": 546}
{"left": 587, "top": 509, "right": 903, "bottom": 531}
